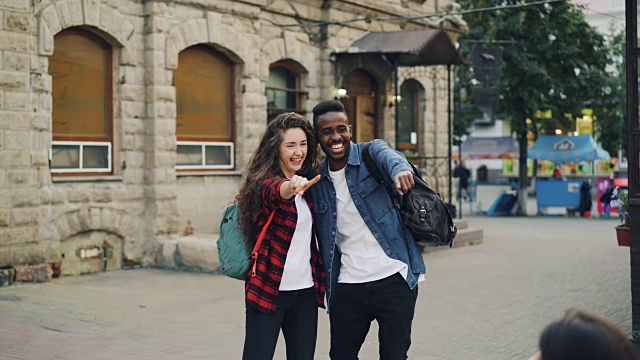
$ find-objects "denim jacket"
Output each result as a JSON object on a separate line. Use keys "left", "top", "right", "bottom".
{"left": 310, "top": 140, "right": 427, "bottom": 310}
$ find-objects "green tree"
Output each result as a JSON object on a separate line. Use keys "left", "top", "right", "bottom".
{"left": 591, "top": 30, "right": 626, "bottom": 157}
{"left": 453, "top": 68, "right": 477, "bottom": 146}
{"left": 457, "top": 0, "right": 610, "bottom": 215}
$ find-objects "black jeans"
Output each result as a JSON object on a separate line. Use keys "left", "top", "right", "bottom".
{"left": 243, "top": 287, "right": 318, "bottom": 360}
{"left": 329, "top": 273, "right": 419, "bottom": 360}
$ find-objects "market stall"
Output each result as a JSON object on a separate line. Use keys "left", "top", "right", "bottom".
{"left": 459, "top": 136, "right": 519, "bottom": 215}
{"left": 460, "top": 136, "right": 519, "bottom": 160}
{"left": 528, "top": 135, "right": 611, "bottom": 215}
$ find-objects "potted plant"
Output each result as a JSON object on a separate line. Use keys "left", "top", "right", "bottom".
{"left": 611, "top": 188, "right": 631, "bottom": 247}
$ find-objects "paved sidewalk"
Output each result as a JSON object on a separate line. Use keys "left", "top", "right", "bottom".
{"left": 0, "top": 216, "right": 630, "bottom": 360}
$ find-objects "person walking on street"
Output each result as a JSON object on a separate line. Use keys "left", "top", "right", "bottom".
{"left": 600, "top": 184, "right": 614, "bottom": 219}
{"left": 236, "top": 112, "right": 326, "bottom": 360}
{"left": 452, "top": 160, "right": 472, "bottom": 202}
{"left": 309, "top": 100, "right": 426, "bottom": 360}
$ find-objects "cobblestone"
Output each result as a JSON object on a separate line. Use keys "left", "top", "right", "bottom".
{"left": 0, "top": 216, "right": 630, "bottom": 360}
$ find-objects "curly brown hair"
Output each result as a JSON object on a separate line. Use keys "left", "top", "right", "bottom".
{"left": 235, "top": 112, "right": 319, "bottom": 244}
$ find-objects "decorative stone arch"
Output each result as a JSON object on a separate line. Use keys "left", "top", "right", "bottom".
{"left": 51, "top": 207, "right": 139, "bottom": 243}
{"left": 399, "top": 77, "right": 428, "bottom": 111}
{"left": 335, "top": 55, "right": 392, "bottom": 96}
{"left": 335, "top": 56, "right": 392, "bottom": 141}
{"left": 165, "top": 13, "right": 254, "bottom": 70}
{"left": 261, "top": 33, "right": 317, "bottom": 87}
{"left": 36, "top": 0, "right": 134, "bottom": 55}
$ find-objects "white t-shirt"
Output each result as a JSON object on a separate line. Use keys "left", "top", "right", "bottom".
{"left": 279, "top": 195, "right": 314, "bottom": 291}
{"left": 329, "top": 167, "right": 408, "bottom": 283}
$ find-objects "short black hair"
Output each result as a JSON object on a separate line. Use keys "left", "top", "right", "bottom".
{"left": 312, "top": 100, "right": 347, "bottom": 128}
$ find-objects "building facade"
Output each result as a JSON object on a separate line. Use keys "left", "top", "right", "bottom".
{"left": 0, "top": 0, "right": 466, "bottom": 275}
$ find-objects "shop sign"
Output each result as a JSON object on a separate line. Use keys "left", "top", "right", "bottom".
{"left": 553, "top": 138, "right": 575, "bottom": 151}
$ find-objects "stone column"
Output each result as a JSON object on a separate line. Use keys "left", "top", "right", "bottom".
{"left": 0, "top": 0, "right": 44, "bottom": 267}
{"left": 141, "top": 2, "right": 179, "bottom": 254}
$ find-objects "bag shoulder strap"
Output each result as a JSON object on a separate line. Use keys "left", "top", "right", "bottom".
{"left": 363, "top": 142, "right": 401, "bottom": 208}
{"left": 362, "top": 141, "right": 386, "bottom": 185}
{"left": 363, "top": 141, "right": 423, "bottom": 182}
{"left": 250, "top": 210, "right": 276, "bottom": 277}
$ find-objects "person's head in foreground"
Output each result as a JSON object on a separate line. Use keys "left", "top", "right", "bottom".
{"left": 529, "top": 309, "right": 639, "bottom": 360}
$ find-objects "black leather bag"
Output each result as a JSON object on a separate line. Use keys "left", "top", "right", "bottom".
{"left": 362, "top": 142, "right": 457, "bottom": 247}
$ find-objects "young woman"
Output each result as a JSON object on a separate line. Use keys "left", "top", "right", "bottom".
{"left": 236, "top": 112, "right": 326, "bottom": 360}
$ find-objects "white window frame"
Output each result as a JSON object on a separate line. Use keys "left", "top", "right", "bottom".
{"left": 50, "top": 141, "right": 112, "bottom": 173}
{"left": 176, "top": 141, "right": 234, "bottom": 170}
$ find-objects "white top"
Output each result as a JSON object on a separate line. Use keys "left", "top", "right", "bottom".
{"left": 279, "top": 195, "right": 314, "bottom": 291}
{"left": 329, "top": 167, "right": 407, "bottom": 283}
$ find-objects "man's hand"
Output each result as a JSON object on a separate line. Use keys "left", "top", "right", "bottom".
{"left": 395, "top": 170, "right": 415, "bottom": 195}
{"left": 288, "top": 174, "right": 321, "bottom": 196}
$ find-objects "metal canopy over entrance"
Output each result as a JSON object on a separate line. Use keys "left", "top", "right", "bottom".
{"left": 333, "top": 28, "right": 466, "bottom": 204}
{"left": 335, "top": 29, "right": 466, "bottom": 66}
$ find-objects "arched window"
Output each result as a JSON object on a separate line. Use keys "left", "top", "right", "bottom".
{"left": 398, "top": 80, "right": 423, "bottom": 151}
{"left": 49, "top": 29, "right": 113, "bottom": 174}
{"left": 175, "top": 45, "right": 234, "bottom": 170}
{"left": 266, "top": 62, "right": 306, "bottom": 121}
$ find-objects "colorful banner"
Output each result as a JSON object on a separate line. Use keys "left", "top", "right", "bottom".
{"left": 502, "top": 159, "right": 617, "bottom": 177}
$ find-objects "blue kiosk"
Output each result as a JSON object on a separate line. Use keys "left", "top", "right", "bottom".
{"left": 528, "top": 135, "right": 610, "bottom": 215}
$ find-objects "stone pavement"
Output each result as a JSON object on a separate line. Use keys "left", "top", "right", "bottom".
{"left": 0, "top": 216, "right": 630, "bottom": 360}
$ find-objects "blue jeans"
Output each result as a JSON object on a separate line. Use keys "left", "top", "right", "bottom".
{"left": 603, "top": 203, "right": 611, "bottom": 219}
{"left": 243, "top": 287, "right": 318, "bottom": 360}
{"left": 329, "top": 273, "right": 419, "bottom": 360}
{"left": 457, "top": 183, "right": 473, "bottom": 202}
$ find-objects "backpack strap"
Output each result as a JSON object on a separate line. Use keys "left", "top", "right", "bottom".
{"left": 362, "top": 141, "right": 386, "bottom": 185}
{"left": 250, "top": 210, "right": 276, "bottom": 277}
{"left": 363, "top": 141, "right": 415, "bottom": 217}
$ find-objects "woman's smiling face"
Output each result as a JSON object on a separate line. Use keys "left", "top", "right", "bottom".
{"left": 279, "top": 127, "right": 308, "bottom": 178}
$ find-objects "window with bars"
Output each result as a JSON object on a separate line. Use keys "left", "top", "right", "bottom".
{"left": 397, "top": 80, "right": 423, "bottom": 151}
{"left": 176, "top": 141, "right": 234, "bottom": 170}
{"left": 266, "top": 63, "right": 307, "bottom": 121}
{"left": 175, "top": 45, "right": 234, "bottom": 170}
{"left": 49, "top": 28, "right": 113, "bottom": 174}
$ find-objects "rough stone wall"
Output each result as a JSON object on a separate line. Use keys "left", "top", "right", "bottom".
{"left": 0, "top": 0, "right": 466, "bottom": 272}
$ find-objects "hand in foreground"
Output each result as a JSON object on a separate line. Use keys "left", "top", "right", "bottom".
{"left": 288, "top": 175, "right": 321, "bottom": 196}
{"left": 394, "top": 170, "right": 415, "bottom": 195}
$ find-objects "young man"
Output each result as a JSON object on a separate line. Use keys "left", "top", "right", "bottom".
{"left": 309, "top": 100, "right": 426, "bottom": 360}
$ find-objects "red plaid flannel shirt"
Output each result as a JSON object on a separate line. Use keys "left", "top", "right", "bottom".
{"left": 245, "top": 178, "right": 327, "bottom": 313}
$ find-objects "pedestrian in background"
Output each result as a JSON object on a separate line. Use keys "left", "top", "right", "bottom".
{"left": 528, "top": 309, "right": 639, "bottom": 360}
{"left": 310, "top": 100, "right": 425, "bottom": 360}
{"left": 600, "top": 183, "right": 614, "bottom": 219}
{"left": 453, "top": 160, "right": 472, "bottom": 202}
{"left": 578, "top": 180, "right": 592, "bottom": 218}
{"left": 236, "top": 112, "right": 326, "bottom": 360}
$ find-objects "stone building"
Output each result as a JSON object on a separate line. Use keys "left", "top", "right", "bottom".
{"left": 0, "top": 0, "right": 467, "bottom": 276}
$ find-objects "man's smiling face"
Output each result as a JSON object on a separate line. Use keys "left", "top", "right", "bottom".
{"left": 316, "top": 111, "right": 352, "bottom": 171}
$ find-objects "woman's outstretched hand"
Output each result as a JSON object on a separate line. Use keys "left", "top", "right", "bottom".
{"left": 288, "top": 175, "right": 321, "bottom": 196}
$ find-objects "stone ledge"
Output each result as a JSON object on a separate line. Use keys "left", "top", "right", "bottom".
{"left": 156, "top": 226, "right": 484, "bottom": 274}
{"left": 155, "top": 234, "right": 220, "bottom": 273}
{"left": 454, "top": 220, "right": 469, "bottom": 230}
{"left": 0, "top": 263, "right": 53, "bottom": 287}
{"left": 422, "top": 227, "right": 484, "bottom": 254}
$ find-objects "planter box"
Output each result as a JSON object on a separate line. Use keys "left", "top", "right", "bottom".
{"left": 616, "top": 226, "right": 631, "bottom": 247}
